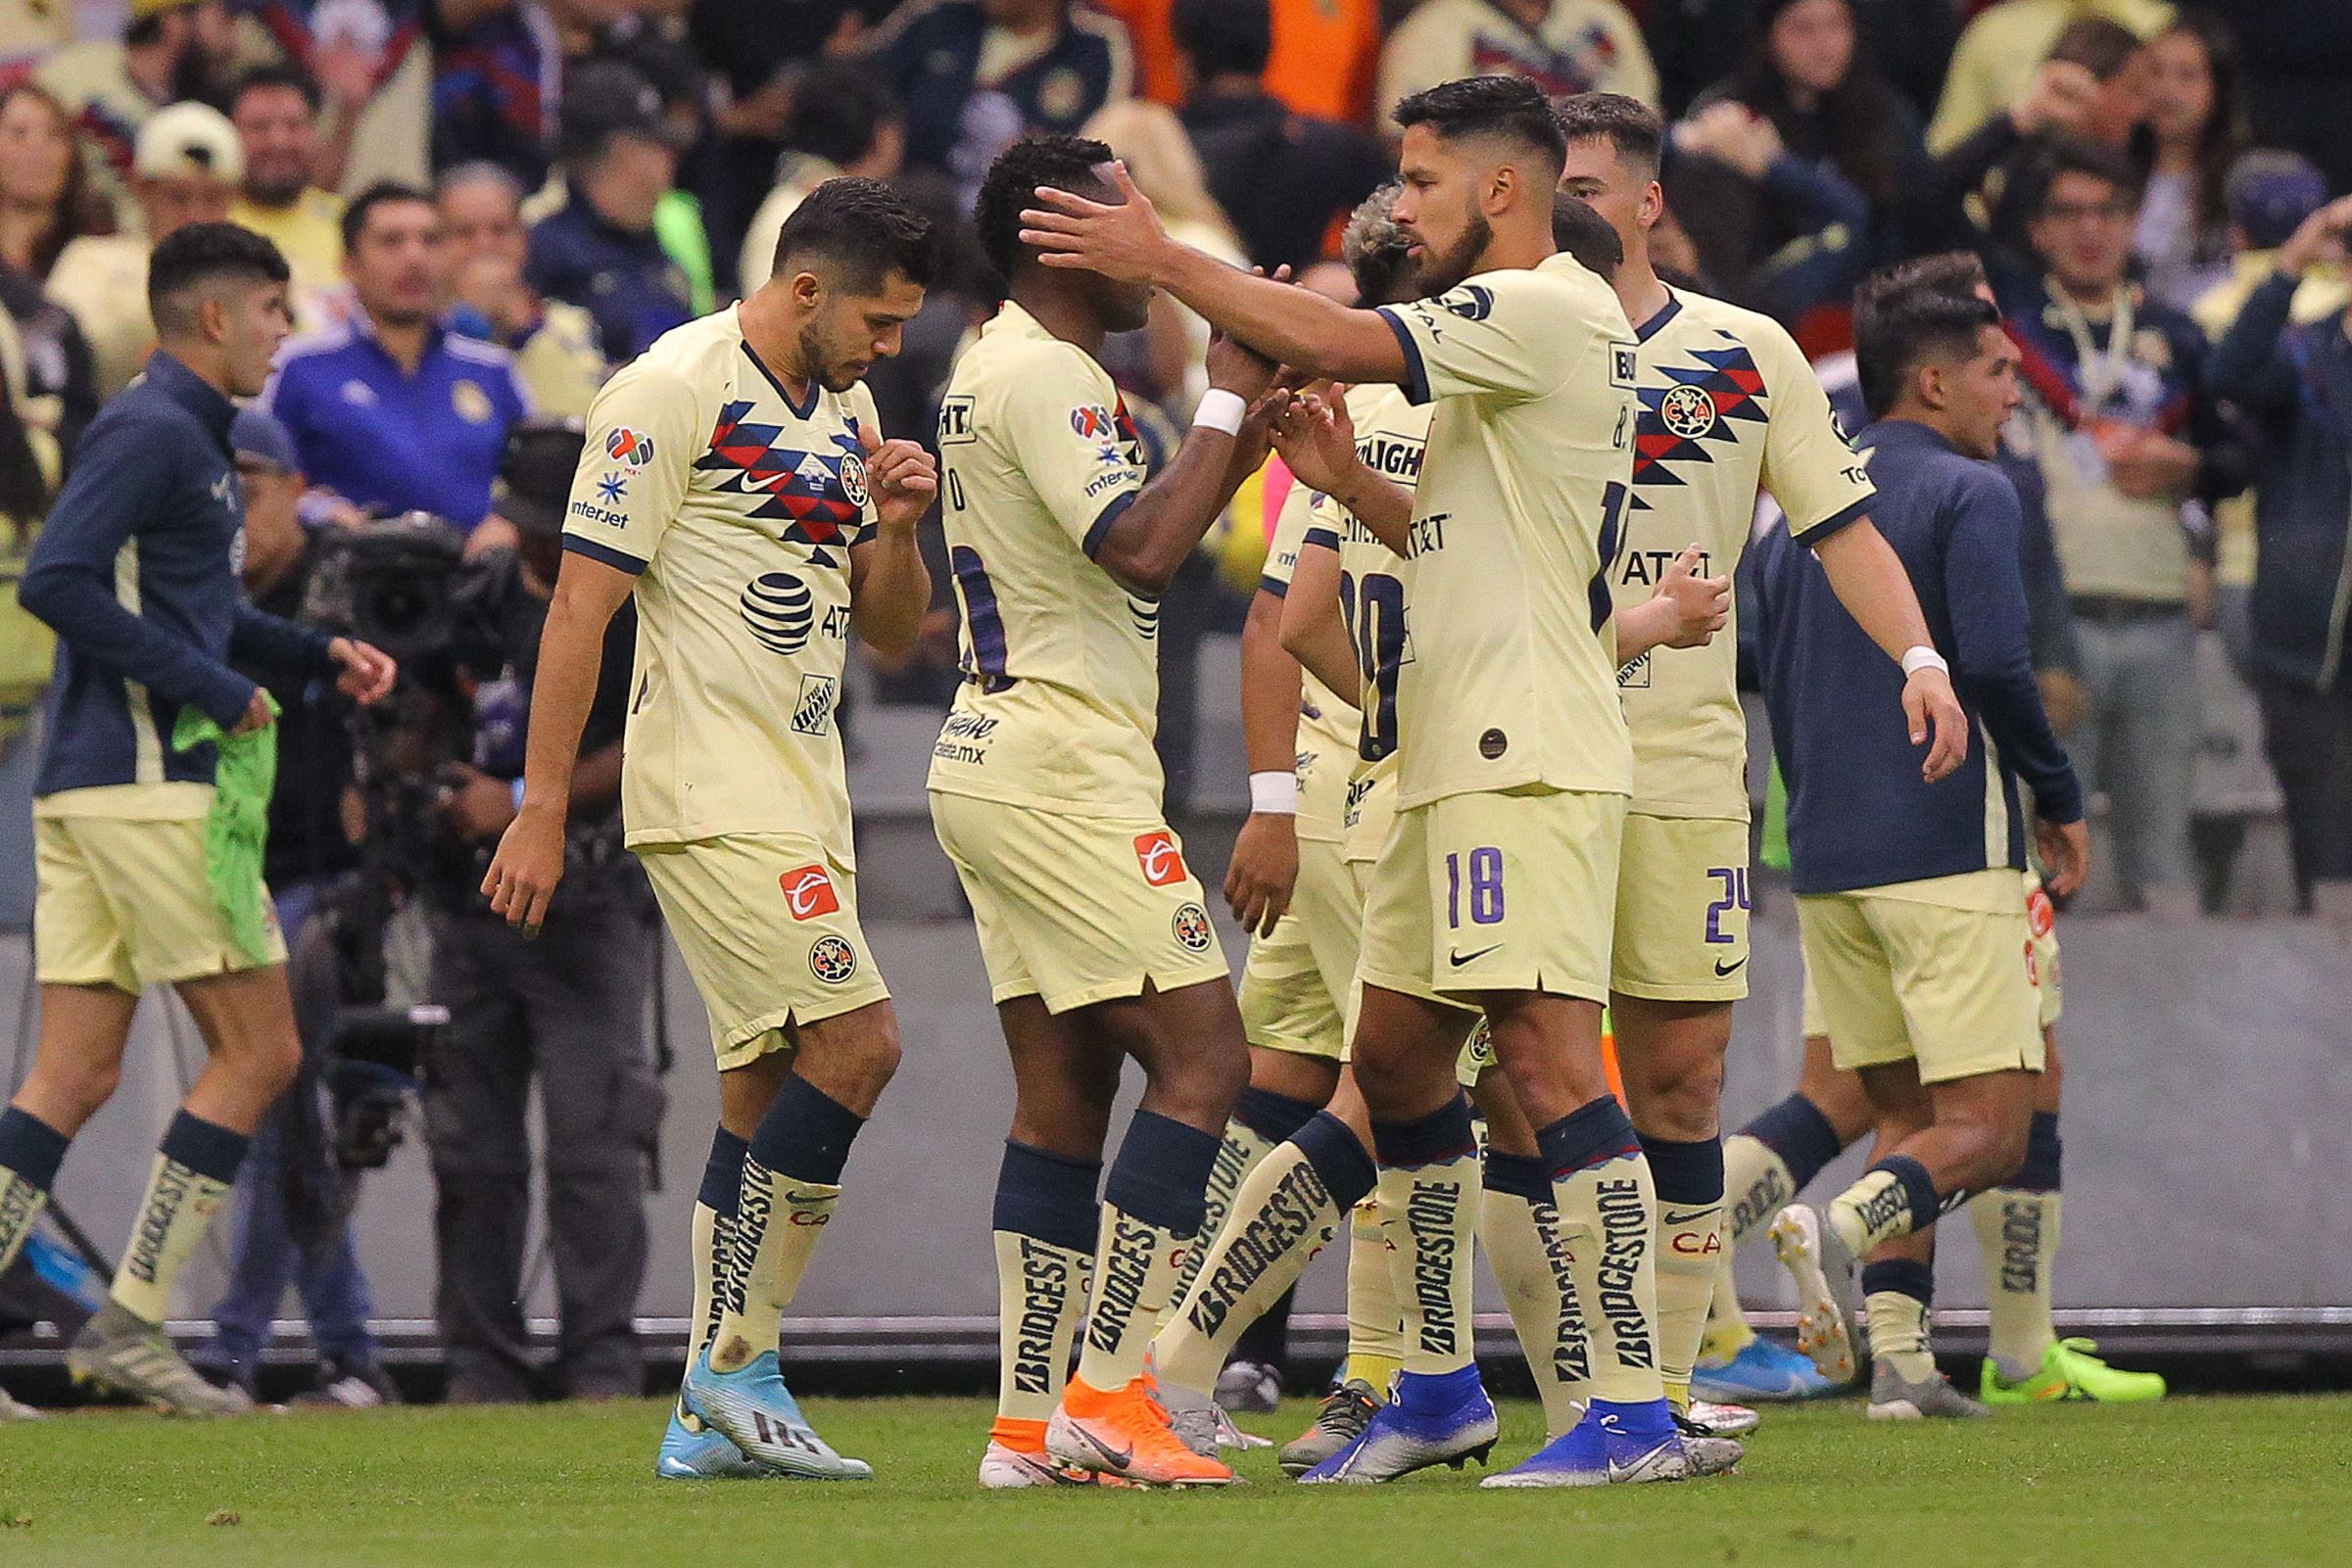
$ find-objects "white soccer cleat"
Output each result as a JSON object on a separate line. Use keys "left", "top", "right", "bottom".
{"left": 1769, "top": 1206, "right": 1859, "bottom": 1386}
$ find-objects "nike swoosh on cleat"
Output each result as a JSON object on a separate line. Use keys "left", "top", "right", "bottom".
{"left": 1071, "top": 1425, "right": 1135, "bottom": 1471}
{"left": 1713, "top": 956, "right": 1748, "bottom": 976}
{"left": 1448, "top": 944, "right": 1502, "bottom": 967}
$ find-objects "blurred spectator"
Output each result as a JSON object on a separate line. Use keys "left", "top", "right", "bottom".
{"left": 2129, "top": 8, "right": 2247, "bottom": 311}
{"left": 439, "top": 161, "right": 606, "bottom": 417}
{"left": 225, "top": 64, "right": 348, "bottom": 322}
{"left": 0, "top": 261, "right": 98, "bottom": 456}
{"left": 2227, "top": 0, "right": 2352, "bottom": 194}
{"left": 1649, "top": 0, "right": 1961, "bottom": 125}
{"left": 0, "top": 0, "right": 73, "bottom": 72}
{"left": 736, "top": 59, "right": 903, "bottom": 296}
{"left": 0, "top": 80, "right": 114, "bottom": 283}
{"left": 47, "top": 99, "right": 240, "bottom": 397}
{"left": 1929, "top": 0, "right": 2170, "bottom": 154}
{"left": 238, "top": 0, "right": 434, "bottom": 196}
{"left": 1666, "top": 97, "right": 1869, "bottom": 330}
{"left": 1100, "top": 0, "right": 1381, "bottom": 124}
{"left": 1378, "top": 0, "right": 1659, "bottom": 131}
{"left": 0, "top": 346, "right": 55, "bottom": 927}
{"left": 2208, "top": 192, "right": 2352, "bottom": 921}
{"left": 522, "top": 58, "right": 696, "bottom": 361}
{"left": 868, "top": 0, "right": 1134, "bottom": 186}
{"left": 37, "top": 0, "right": 239, "bottom": 219}
{"left": 423, "top": 422, "right": 655, "bottom": 1404}
{"left": 1170, "top": 0, "right": 1387, "bottom": 274}
{"left": 200, "top": 404, "right": 391, "bottom": 1409}
{"left": 2191, "top": 152, "right": 2346, "bottom": 338}
{"left": 428, "top": 0, "right": 566, "bottom": 186}
{"left": 584, "top": 25, "right": 720, "bottom": 315}
{"left": 2002, "top": 138, "right": 2253, "bottom": 916}
{"left": 263, "top": 180, "right": 531, "bottom": 532}
{"left": 1082, "top": 97, "right": 1241, "bottom": 409}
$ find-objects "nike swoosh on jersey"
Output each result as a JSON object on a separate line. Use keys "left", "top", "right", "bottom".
{"left": 1713, "top": 956, "right": 1748, "bottom": 977}
{"left": 1449, "top": 944, "right": 1503, "bottom": 968}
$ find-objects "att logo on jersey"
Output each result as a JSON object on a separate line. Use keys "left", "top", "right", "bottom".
{"left": 740, "top": 571, "right": 814, "bottom": 654}
{"left": 779, "top": 864, "right": 840, "bottom": 920}
{"left": 1134, "top": 831, "right": 1187, "bottom": 887}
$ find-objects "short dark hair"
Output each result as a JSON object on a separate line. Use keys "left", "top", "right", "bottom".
{"left": 783, "top": 61, "right": 900, "bottom": 169}
{"left": 340, "top": 179, "right": 437, "bottom": 254}
{"left": 1554, "top": 91, "right": 1664, "bottom": 180}
{"left": 1173, "top": 0, "right": 1271, "bottom": 79}
{"left": 1872, "top": 250, "right": 1990, "bottom": 301}
{"left": 1393, "top": 75, "right": 1566, "bottom": 177}
{"left": 229, "top": 62, "right": 322, "bottom": 119}
{"left": 148, "top": 221, "right": 290, "bottom": 338}
{"left": 1551, "top": 192, "right": 1623, "bottom": 282}
{"left": 2047, "top": 16, "right": 2143, "bottom": 80}
{"left": 975, "top": 135, "right": 1116, "bottom": 284}
{"left": 1853, "top": 264, "right": 2002, "bottom": 420}
{"left": 2018, "top": 135, "right": 2143, "bottom": 220}
{"left": 773, "top": 175, "right": 940, "bottom": 294}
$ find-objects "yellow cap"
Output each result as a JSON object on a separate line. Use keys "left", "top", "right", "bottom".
{"left": 133, "top": 101, "right": 244, "bottom": 185}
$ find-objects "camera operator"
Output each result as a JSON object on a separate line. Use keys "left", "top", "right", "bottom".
{"left": 198, "top": 407, "right": 394, "bottom": 1406}
{"left": 424, "top": 421, "right": 659, "bottom": 1404}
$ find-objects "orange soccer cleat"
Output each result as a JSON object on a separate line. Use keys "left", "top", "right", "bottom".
{"left": 979, "top": 1415, "right": 1135, "bottom": 1489}
{"left": 1045, "top": 1376, "right": 1238, "bottom": 1488}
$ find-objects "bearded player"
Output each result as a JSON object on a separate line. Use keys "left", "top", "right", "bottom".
{"left": 485, "top": 177, "right": 940, "bottom": 1480}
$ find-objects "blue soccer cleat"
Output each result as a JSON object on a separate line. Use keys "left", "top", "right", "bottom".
{"left": 1693, "top": 1337, "right": 1842, "bottom": 1403}
{"left": 1297, "top": 1366, "right": 1498, "bottom": 1485}
{"left": 655, "top": 1398, "right": 770, "bottom": 1480}
{"left": 1483, "top": 1398, "right": 1694, "bottom": 1489}
{"left": 680, "top": 1348, "right": 873, "bottom": 1480}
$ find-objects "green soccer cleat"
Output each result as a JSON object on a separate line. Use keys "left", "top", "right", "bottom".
{"left": 1981, "top": 1338, "right": 2168, "bottom": 1404}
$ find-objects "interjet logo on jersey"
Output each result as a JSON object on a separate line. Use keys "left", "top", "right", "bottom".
{"left": 1133, "top": 831, "right": 1186, "bottom": 887}
{"left": 1631, "top": 331, "right": 1769, "bottom": 509}
{"left": 779, "top": 864, "right": 840, "bottom": 920}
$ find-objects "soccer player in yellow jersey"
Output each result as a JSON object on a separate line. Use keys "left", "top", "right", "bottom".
{"left": 933, "top": 136, "right": 1284, "bottom": 1491}
{"left": 1549, "top": 91, "right": 1972, "bottom": 1435}
{"left": 1023, "top": 73, "right": 1788, "bottom": 1486}
{"left": 483, "top": 179, "right": 941, "bottom": 1481}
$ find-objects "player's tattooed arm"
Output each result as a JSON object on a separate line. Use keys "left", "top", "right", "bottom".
{"left": 1270, "top": 389, "right": 1413, "bottom": 556}
{"left": 1226, "top": 583, "right": 1302, "bottom": 936}
{"left": 1809, "top": 519, "right": 1970, "bottom": 784}
{"left": 1021, "top": 164, "right": 1407, "bottom": 383}
{"left": 484, "top": 551, "right": 637, "bottom": 935}
{"left": 1613, "top": 545, "right": 1731, "bottom": 663}
{"left": 1277, "top": 541, "right": 1361, "bottom": 704}
{"left": 847, "top": 422, "right": 936, "bottom": 657}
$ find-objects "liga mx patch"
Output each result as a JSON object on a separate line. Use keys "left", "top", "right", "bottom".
{"left": 780, "top": 865, "right": 840, "bottom": 920}
{"left": 1133, "top": 831, "right": 1187, "bottom": 887}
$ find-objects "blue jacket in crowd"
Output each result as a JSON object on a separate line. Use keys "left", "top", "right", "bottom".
{"left": 2208, "top": 270, "right": 2352, "bottom": 696}
{"left": 524, "top": 184, "right": 696, "bottom": 365}
{"left": 18, "top": 352, "right": 337, "bottom": 796}
{"left": 1753, "top": 418, "right": 2083, "bottom": 897}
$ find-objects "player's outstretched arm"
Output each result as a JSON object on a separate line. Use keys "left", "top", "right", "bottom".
{"left": 1088, "top": 333, "right": 1280, "bottom": 597}
{"left": 483, "top": 550, "right": 636, "bottom": 934}
{"left": 1278, "top": 540, "right": 1361, "bottom": 702}
{"left": 848, "top": 422, "right": 936, "bottom": 657}
{"left": 1226, "top": 581, "right": 1301, "bottom": 936}
{"left": 1614, "top": 544, "right": 1731, "bottom": 663}
{"left": 1020, "top": 164, "right": 1407, "bottom": 384}
{"left": 1809, "top": 518, "right": 1969, "bottom": 783}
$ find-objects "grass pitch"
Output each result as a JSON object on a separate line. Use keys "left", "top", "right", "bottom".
{"left": 2, "top": 1392, "right": 2346, "bottom": 1567}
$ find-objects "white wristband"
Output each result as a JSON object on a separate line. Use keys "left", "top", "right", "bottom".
{"left": 1900, "top": 644, "right": 1949, "bottom": 677}
{"left": 1193, "top": 389, "right": 1247, "bottom": 437}
{"left": 1248, "top": 770, "right": 1297, "bottom": 815}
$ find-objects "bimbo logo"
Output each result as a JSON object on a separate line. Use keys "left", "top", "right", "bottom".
{"left": 780, "top": 865, "right": 840, "bottom": 920}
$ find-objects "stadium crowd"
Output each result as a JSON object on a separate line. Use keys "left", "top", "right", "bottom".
{"left": 0, "top": 0, "right": 2349, "bottom": 1424}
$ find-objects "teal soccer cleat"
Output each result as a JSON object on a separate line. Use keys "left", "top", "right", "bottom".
{"left": 1693, "top": 1337, "right": 1843, "bottom": 1403}
{"left": 679, "top": 1349, "right": 873, "bottom": 1480}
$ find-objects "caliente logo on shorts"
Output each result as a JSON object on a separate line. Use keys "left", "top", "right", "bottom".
{"left": 780, "top": 864, "right": 840, "bottom": 920}
{"left": 740, "top": 571, "right": 814, "bottom": 654}
{"left": 1133, "top": 831, "right": 1186, "bottom": 887}
{"left": 1173, "top": 902, "right": 1214, "bottom": 954}
{"left": 808, "top": 934, "right": 858, "bottom": 985}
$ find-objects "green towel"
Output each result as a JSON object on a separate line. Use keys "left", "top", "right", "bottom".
{"left": 171, "top": 694, "right": 281, "bottom": 963}
{"left": 1760, "top": 758, "right": 1792, "bottom": 874}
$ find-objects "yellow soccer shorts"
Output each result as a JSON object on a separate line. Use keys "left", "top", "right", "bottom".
{"left": 1340, "top": 859, "right": 1487, "bottom": 1088}
{"left": 34, "top": 814, "right": 287, "bottom": 992}
{"left": 1237, "top": 832, "right": 1359, "bottom": 1060}
{"left": 638, "top": 834, "right": 890, "bottom": 1071}
{"left": 1358, "top": 786, "right": 1624, "bottom": 1008}
{"left": 1609, "top": 812, "right": 1752, "bottom": 1003}
{"left": 1800, "top": 870, "right": 2062, "bottom": 1037}
{"left": 929, "top": 792, "right": 1232, "bottom": 1014}
{"left": 1796, "top": 871, "right": 2044, "bottom": 1085}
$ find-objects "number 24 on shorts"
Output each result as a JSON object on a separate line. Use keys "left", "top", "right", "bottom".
{"left": 1446, "top": 847, "right": 1505, "bottom": 929}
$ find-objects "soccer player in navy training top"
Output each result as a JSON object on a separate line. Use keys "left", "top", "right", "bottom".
{"left": 1752, "top": 261, "right": 2090, "bottom": 1420}
{"left": 0, "top": 223, "right": 397, "bottom": 1414}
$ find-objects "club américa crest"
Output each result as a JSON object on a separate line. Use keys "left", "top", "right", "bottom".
{"left": 1172, "top": 903, "right": 1213, "bottom": 954}
{"left": 1658, "top": 384, "right": 1717, "bottom": 439}
{"left": 808, "top": 934, "right": 859, "bottom": 985}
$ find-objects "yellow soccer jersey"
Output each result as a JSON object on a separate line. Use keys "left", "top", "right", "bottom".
{"left": 1615, "top": 289, "right": 1876, "bottom": 820}
{"left": 1374, "top": 253, "right": 1638, "bottom": 810}
{"left": 560, "top": 308, "right": 878, "bottom": 860}
{"left": 1263, "top": 473, "right": 1359, "bottom": 844}
{"left": 928, "top": 302, "right": 1160, "bottom": 815}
